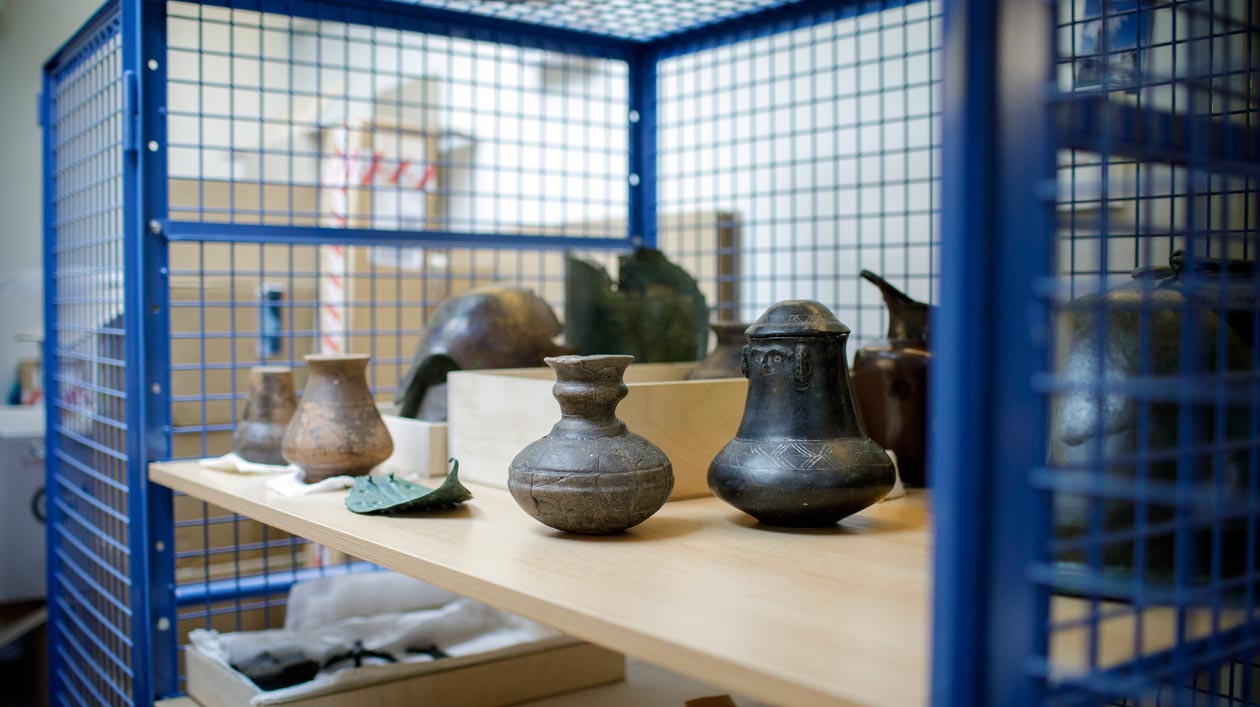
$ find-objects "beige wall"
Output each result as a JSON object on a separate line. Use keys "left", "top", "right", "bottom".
{"left": 0, "top": 0, "right": 104, "bottom": 274}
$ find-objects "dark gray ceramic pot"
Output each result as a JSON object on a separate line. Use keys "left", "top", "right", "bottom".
{"left": 708, "top": 300, "right": 895, "bottom": 527}
{"left": 508, "top": 355, "right": 674, "bottom": 535}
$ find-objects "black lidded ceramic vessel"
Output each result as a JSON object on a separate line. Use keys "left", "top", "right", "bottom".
{"left": 508, "top": 354, "right": 674, "bottom": 535}
{"left": 708, "top": 300, "right": 895, "bottom": 527}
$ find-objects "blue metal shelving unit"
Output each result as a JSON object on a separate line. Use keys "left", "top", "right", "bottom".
{"left": 42, "top": 0, "right": 1260, "bottom": 704}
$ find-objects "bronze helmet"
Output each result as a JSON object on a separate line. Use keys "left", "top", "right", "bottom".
{"left": 395, "top": 287, "right": 569, "bottom": 420}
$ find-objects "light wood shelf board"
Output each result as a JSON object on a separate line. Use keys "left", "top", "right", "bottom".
{"left": 151, "top": 460, "right": 932, "bottom": 707}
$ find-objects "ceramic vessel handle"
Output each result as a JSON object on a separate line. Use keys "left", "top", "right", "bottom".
{"left": 793, "top": 343, "right": 812, "bottom": 391}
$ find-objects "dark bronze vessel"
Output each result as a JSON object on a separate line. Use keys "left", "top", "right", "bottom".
{"left": 851, "top": 271, "right": 931, "bottom": 486}
{"left": 708, "top": 301, "right": 895, "bottom": 527}
{"left": 685, "top": 322, "right": 749, "bottom": 380}
{"left": 232, "top": 366, "right": 297, "bottom": 465}
{"left": 283, "top": 354, "right": 394, "bottom": 483}
{"left": 508, "top": 355, "right": 674, "bottom": 535}
{"left": 1050, "top": 251, "right": 1255, "bottom": 584}
{"left": 394, "top": 287, "right": 569, "bottom": 421}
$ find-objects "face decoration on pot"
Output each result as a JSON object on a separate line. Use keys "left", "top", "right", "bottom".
{"left": 708, "top": 300, "right": 895, "bottom": 527}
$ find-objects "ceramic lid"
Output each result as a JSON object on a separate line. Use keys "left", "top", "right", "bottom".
{"left": 745, "top": 300, "right": 849, "bottom": 338}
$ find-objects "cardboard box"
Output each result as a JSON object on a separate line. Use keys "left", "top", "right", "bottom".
{"left": 187, "top": 637, "right": 624, "bottom": 707}
{"left": 447, "top": 363, "right": 746, "bottom": 501}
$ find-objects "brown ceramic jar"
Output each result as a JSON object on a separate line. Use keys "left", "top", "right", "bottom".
{"left": 685, "top": 322, "right": 749, "bottom": 380}
{"left": 282, "top": 354, "right": 393, "bottom": 483}
{"left": 851, "top": 271, "right": 931, "bottom": 486}
{"left": 232, "top": 366, "right": 297, "bottom": 465}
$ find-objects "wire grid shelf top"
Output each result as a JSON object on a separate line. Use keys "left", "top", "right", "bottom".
{"left": 382, "top": 0, "right": 806, "bottom": 41}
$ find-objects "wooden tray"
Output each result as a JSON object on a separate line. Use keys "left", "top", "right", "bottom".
{"left": 187, "top": 637, "right": 624, "bottom": 707}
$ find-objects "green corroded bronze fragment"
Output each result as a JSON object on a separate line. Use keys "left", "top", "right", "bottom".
{"left": 345, "top": 459, "right": 473, "bottom": 515}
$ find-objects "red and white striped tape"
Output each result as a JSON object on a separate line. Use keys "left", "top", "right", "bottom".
{"left": 319, "top": 125, "right": 437, "bottom": 354}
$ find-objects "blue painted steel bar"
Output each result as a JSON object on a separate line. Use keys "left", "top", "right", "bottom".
{"left": 650, "top": 0, "right": 926, "bottom": 59}
{"left": 42, "top": 0, "right": 122, "bottom": 74}
{"left": 930, "top": 0, "right": 995, "bottom": 698}
{"left": 931, "top": 0, "right": 1053, "bottom": 705}
{"left": 39, "top": 54, "right": 64, "bottom": 707}
{"left": 118, "top": 0, "right": 178, "bottom": 699}
{"left": 627, "top": 46, "right": 658, "bottom": 249}
{"left": 195, "top": 0, "right": 639, "bottom": 60}
{"left": 174, "top": 562, "right": 379, "bottom": 606}
{"left": 139, "top": 0, "right": 178, "bottom": 697}
{"left": 164, "top": 220, "right": 637, "bottom": 251}
{"left": 1054, "top": 95, "right": 1260, "bottom": 177}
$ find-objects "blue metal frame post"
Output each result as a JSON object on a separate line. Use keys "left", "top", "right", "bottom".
{"left": 628, "top": 47, "right": 658, "bottom": 248}
{"left": 120, "top": 0, "right": 176, "bottom": 700}
{"left": 39, "top": 60, "right": 63, "bottom": 707}
{"left": 931, "top": 0, "right": 1054, "bottom": 705}
{"left": 139, "top": 0, "right": 177, "bottom": 696}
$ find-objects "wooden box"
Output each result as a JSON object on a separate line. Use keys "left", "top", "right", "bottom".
{"left": 447, "top": 363, "right": 746, "bottom": 501}
{"left": 186, "top": 637, "right": 625, "bottom": 707}
{"left": 381, "top": 413, "right": 448, "bottom": 478}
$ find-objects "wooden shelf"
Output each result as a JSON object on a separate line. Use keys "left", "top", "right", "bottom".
{"left": 151, "top": 460, "right": 931, "bottom": 707}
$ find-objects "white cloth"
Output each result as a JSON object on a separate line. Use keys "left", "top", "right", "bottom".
{"left": 201, "top": 453, "right": 296, "bottom": 475}
{"left": 285, "top": 572, "right": 461, "bottom": 631}
{"left": 264, "top": 470, "right": 354, "bottom": 497}
{"left": 189, "top": 594, "right": 560, "bottom": 704}
{"left": 879, "top": 449, "right": 907, "bottom": 502}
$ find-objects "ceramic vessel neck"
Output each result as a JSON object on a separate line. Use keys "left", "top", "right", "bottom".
{"left": 861, "top": 270, "right": 929, "bottom": 345}
{"left": 308, "top": 355, "right": 369, "bottom": 378}
{"left": 711, "top": 322, "right": 748, "bottom": 347}
{"left": 546, "top": 355, "right": 631, "bottom": 439}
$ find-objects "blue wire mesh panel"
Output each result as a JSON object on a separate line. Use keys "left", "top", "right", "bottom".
{"left": 146, "top": 0, "right": 943, "bottom": 690}
{"left": 163, "top": 2, "right": 630, "bottom": 243}
{"left": 1037, "top": 0, "right": 1260, "bottom": 704}
{"left": 44, "top": 10, "right": 134, "bottom": 707}
{"left": 163, "top": 238, "right": 634, "bottom": 687}
{"left": 380, "top": 0, "right": 806, "bottom": 42}
{"left": 657, "top": 0, "right": 941, "bottom": 345}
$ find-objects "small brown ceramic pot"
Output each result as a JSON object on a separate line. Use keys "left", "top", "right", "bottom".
{"left": 232, "top": 366, "right": 297, "bottom": 465}
{"left": 282, "top": 354, "right": 393, "bottom": 483}
{"left": 686, "top": 322, "right": 749, "bottom": 380}
{"left": 508, "top": 355, "right": 674, "bottom": 535}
